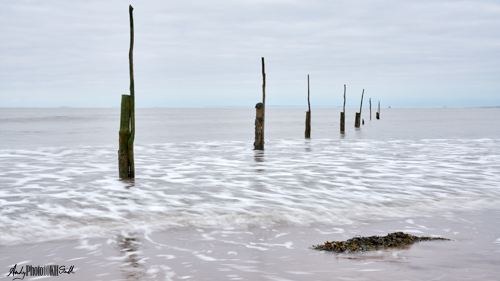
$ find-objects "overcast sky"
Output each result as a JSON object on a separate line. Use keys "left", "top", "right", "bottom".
{"left": 1, "top": 0, "right": 499, "bottom": 108}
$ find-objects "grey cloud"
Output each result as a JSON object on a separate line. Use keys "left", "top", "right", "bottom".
{"left": 1, "top": 0, "right": 499, "bottom": 107}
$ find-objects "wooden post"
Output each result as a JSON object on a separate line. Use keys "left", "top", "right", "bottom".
{"left": 261, "top": 57, "right": 266, "bottom": 148}
{"left": 355, "top": 89, "right": 364, "bottom": 128}
{"left": 254, "top": 103, "right": 264, "bottom": 150}
{"left": 340, "top": 84, "right": 346, "bottom": 133}
{"left": 359, "top": 89, "right": 364, "bottom": 115}
{"left": 118, "top": 5, "right": 135, "bottom": 179}
{"left": 254, "top": 57, "right": 265, "bottom": 150}
{"left": 305, "top": 75, "right": 311, "bottom": 138}
{"left": 119, "top": 95, "right": 131, "bottom": 178}
{"left": 128, "top": 5, "right": 135, "bottom": 178}
{"left": 369, "top": 98, "right": 371, "bottom": 120}
{"left": 376, "top": 101, "right": 380, "bottom": 119}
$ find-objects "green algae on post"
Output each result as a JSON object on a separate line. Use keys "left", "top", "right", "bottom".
{"left": 313, "top": 232, "right": 450, "bottom": 253}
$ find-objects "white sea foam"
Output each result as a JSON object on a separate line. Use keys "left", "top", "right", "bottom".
{"left": 0, "top": 138, "right": 499, "bottom": 245}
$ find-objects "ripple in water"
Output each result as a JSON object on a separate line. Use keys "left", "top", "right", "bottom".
{"left": 0, "top": 138, "right": 499, "bottom": 245}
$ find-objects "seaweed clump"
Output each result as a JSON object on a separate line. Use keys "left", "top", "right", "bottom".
{"left": 313, "top": 232, "right": 450, "bottom": 253}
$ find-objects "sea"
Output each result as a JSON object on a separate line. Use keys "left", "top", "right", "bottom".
{"left": 0, "top": 107, "right": 499, "bottom": 280}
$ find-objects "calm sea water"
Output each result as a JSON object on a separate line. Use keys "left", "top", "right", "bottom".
{"left": 2, "top": 108, "right": 500, "bottom": 148}
{"left": 0, "top": 107, "right": 499, "bottom": 280}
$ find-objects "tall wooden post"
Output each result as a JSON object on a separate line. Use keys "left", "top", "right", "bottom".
{"left": 254, "top": 57, "right": 266, "bottom": 150}
{"left": 376, "top": 101, "right": 380, "bottom": 119}
{"left": 359, "top": 89, "right": 364, "bottom": 115}
{"left": 128, "top": 5, "right": 135, "bottom": 178}
{"left": 369, "top": 98, "right": 371, "bottom": 120}
{"left": 262, "top": 57, "right": 265, "bottom": 147}
{"left": 119, "top": 5, "right": 135, "bottom": 179}
{"left": 340, "top": 84, "right": 346, "bottom": 133}
{"left": 355, "top": 89, "right": 364, "bottom": 128}
{"left": 254, "top": 103, "right": 264, "bottom": 150}
{"left": 305, "top": 74, "right": 311, "bottom": 138}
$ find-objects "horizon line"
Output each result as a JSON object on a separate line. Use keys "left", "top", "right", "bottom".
{"left": 1, "top": 106, "right": 499, "bottom": 109}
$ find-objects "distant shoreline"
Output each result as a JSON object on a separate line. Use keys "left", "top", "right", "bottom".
{"left": 1, "top": 106, "right": 499, "bottom": 109}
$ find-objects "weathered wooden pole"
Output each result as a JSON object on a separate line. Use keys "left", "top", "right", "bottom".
{"left": 119, "top": 95, "right": 131, "bottom": 178}
{"left": 119, "top": 5, "right": 135, "bottom": 179}
{"left": 262, "top": 57, "right": 266, "bottom": 139}
{"left": 254, "top": 102, "right": 264, "bottom": 150}
{"left": 305, "top": 74, "right": 311, "bottom": 138}
{"left": 355, "top": 89, "right": 364, "bottom": 128}
{"left": 254, "top": 57, "right": 266, "bottom": 150}
{"left": 128, "top": 5, "right": 135, "bottom": 178}
{"left": 376, "top": 101, "right": 380, "bottom": 119}
{"left": 359, "top": 89, "right": 364, "bottom": 115}
{"left": 369, "top": 98, "right": 372, "bottom": 120}
{"left": 340, "top": 84, "right": 346, "bottom": 133}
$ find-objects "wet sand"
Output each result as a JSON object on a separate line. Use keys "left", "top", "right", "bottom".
{"left": 1, "top": 208, "right": 499, "bottom": 281}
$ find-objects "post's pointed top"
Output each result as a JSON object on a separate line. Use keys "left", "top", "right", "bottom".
{"left": 129, "top": 5, "right": 133, "bottom": 11}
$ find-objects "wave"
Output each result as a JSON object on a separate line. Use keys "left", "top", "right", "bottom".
{"left": 0, "top": 138, "right": 499, "bottom": 245}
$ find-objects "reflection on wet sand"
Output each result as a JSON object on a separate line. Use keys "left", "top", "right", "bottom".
{"left": 304, "top": 139, "right": 312, "bottom": 152}
{"left": 342, "top": 244, "right": 414, "bottom": 261}
{"left": 253, "top": 150, "right": 266, "bottom": 174}
{"left": 117, "top": 233, "right": 148, "bottom": 281}
{"left": 253, "top": 151, "right": 264, "bottom": 163}
{"left": 120, "top": 179, "right": 135, "bottom": 189}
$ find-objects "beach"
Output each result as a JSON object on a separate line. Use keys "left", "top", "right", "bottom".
{"left": 0, "top": 107, "right": 499, "bottom": 280}
{"left": 2, "top": 209, "right": 499, "bottom": 280}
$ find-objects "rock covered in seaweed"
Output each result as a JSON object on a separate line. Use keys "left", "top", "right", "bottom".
{"left": 313, "top": 232, "right": 450, "bottom": 253}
